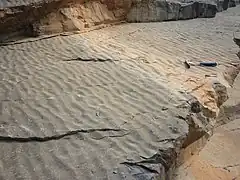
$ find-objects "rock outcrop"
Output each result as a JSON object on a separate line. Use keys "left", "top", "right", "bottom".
{"left": 0, "top": 0, "right": 131, "bottom": 39}
{"left": 0, "top": 0, "right": 238, "bottom": 40}
{"left": 0, "top": 1, "right": 239, "bottom": 180}
{"left": 127, "top": 0, "right": 217, "bottom": 22}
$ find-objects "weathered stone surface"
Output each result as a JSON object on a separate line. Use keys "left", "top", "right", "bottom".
{"left": 0, "top": 0, "right": 238, "bottom": 39}
{"left": 0, "top": 0, "right": 131, "bottom": 39}
{"left": 0, "top": 2, "right": 239, "bottom": 180}
{"left": 127, "top": 0, "right": 218, "bottom": 22}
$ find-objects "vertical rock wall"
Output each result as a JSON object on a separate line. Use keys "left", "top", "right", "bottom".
{"left": 0, "top": 0, "right": 238, "bottom": 40}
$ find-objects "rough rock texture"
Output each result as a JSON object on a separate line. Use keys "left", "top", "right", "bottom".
{"left": 175, "top": 75, "right": 240, "bottom": 180}
{"left": 175, "top": 27, "right": 240, "bottom": 180}
{"left": 0, "top": 0, "right": 132, "bottom": 39}
{"left": 127, "top": 0, "right": 218, "bottom": 22}
{"left": 0, "top": 0, "right": 238, "bottom": 39}
{"left": 0, "top": 6, "right": 240, "bottom": 180}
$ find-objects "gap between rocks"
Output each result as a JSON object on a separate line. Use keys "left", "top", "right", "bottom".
{"left": 0, "top": 128, "right": 128, "bottom": 143}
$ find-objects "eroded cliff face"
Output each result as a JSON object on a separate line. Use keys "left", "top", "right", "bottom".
{"left": 0, "top": 0, "right": 238, "bottom": 40}
{"left": 0, "top": 0, "right": 132, "bottom": 39}
{"left": 127, "top": 0, "right": 218, "bottom": 22}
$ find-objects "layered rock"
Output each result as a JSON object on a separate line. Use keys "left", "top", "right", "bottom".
{"left": 0, "top": 0, "right": 131, "bottom": 39}
{"left": 181, "top": 0, "right": 237, "bottom": 11}
{"left": 0, "top": 0, "right": 238, "bottom": 40}
{"left": 127, "top": 0, "right": 217, "bottom": 22}
{"left": 0, "top": 1, "right": 239, "bottom": 180}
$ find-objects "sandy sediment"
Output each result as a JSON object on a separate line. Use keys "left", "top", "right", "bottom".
{"left": 0, "top": 6, "right": 240, "bottom": 180}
